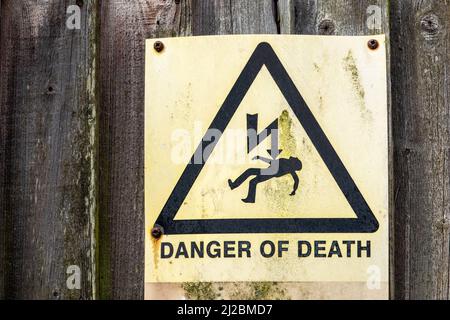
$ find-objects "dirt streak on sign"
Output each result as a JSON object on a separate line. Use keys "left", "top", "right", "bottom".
{"left": 144, "top": 35, "right": 388, "bottom": 298}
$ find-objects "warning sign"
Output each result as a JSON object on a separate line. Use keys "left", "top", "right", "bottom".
{"left": 145, "top": 35, "right": 388, "bottom": 296}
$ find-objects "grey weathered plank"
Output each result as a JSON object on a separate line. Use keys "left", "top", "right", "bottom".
{"left": 390, "top": 0, "right": 450, "bottom": 300}
{"left": 192, "top": 0, "right": 278, "bottom": 35}
{"left": 98, "top": 0, "right": 186, "bottom": 300}
{"left": 289, "top": 0, "right": 389, "bottom": 35}
{"left": 277, "top": 0, "right": 295, "bottom": 34}
{"left": 0, "top": 0, "right": 98, "bottom": 299}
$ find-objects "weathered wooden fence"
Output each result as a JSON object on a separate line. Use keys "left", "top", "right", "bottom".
{"left": 0, "top": 0, "right": 448, "bottom": 300}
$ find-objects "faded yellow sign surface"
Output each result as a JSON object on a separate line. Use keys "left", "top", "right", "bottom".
{"left": 145, "top": 35, "right": 388, "bottom": 296}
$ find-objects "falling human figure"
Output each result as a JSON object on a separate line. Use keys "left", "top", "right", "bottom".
{"left": 228, "top": 156, "right": 302, "bottom": 203}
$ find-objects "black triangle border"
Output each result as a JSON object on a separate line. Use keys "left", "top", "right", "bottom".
{"left": 153, "top": 42, "right": 379, "bottom": 234}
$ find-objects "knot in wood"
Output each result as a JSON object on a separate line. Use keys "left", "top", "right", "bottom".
{"left": 420, "top": 13, "right": 440, "bottom": 38}
{"left": 318, "top": 19, "right": 335, "bottom": 35}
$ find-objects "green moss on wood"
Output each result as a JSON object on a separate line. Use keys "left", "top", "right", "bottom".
{"left": 182, "top": 282, "right": 220, "bottom": 300}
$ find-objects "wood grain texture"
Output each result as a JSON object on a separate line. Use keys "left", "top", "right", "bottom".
{"left": 290, "top": 0, "right": 388, "bottom": 35}
{"left": 192, "top": 0, "right": 277, "bottom": 35}
{"left": 277, "top": 0, "right": 295, "bottom": 34}
{"left": 390, "top": 0, "right": 450, "bottom": 299}
{"left": 0, "top": 0, "right": 98, "bottom": 299}
{"left": 98, "top": 0, "right": 187, "bottom": 300}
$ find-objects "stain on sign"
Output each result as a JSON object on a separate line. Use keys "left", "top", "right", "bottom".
{"left": 145, "top": 35, "right": 388, "bottom": 298}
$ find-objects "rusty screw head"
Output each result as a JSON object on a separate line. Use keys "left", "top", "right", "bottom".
{"left": 154, "top": 41, "right": 164, "bottom": 53}
{"left": 151, "top": 225, "right": 163, "bottom": 239}
{"left": 367, "top": 39, "right": 379, "bottom": 50}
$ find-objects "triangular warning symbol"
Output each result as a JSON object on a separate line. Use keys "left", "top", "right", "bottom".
{"left": 154, "top": 42, "right": 379, "bottom": 234}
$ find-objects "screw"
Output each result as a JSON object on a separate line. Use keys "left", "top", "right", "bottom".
{"left": 367, "top": 39, "right": 379, "bottom": 50}
{"left": 151, "top": 225, "right": 163, "bottom": 239}
{"left": 154, "top": 41, "right": 164, "bottom": 53}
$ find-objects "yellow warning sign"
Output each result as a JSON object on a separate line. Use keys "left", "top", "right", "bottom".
{"left": 145, "top": 35, "right": 388, "bottom": 295}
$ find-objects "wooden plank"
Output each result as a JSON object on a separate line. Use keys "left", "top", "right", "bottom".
{"left": 288, "top": 0, "right": 389, "bottom": 35}
{"left": 277, "top": 0, "right": 295, "bottom": 34}
{"left": 98, "top": 0, "right": 186, "bottom": 300}
{"left": 192, "top": 0, "right": 277, "bottom": 34}
{"left": 0, "top": 0, "right": 98, "bottom": 299}
{"left": 390, "top": 0, "right": 450, "bottom": 300}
